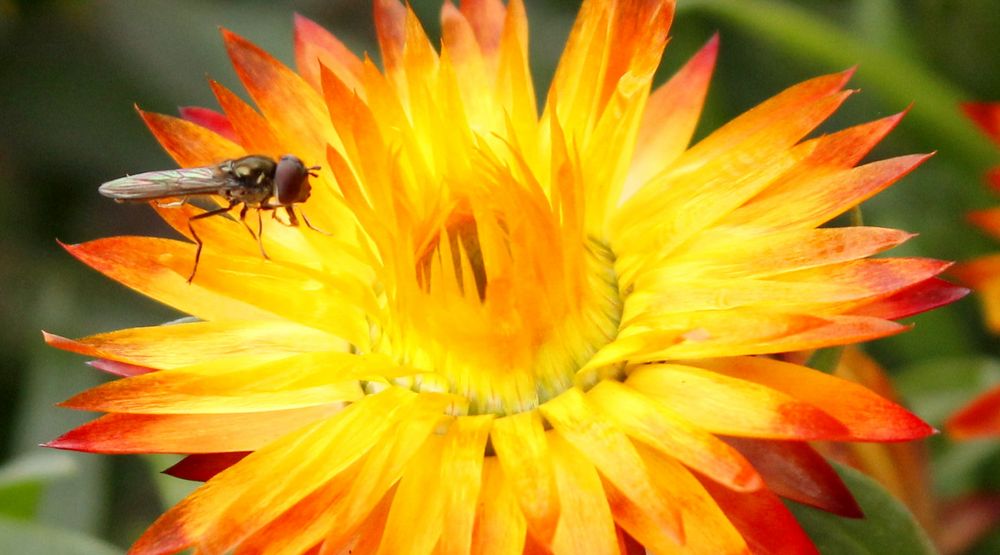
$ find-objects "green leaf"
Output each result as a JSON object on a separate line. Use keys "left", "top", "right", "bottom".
{"left": 0, "top": 517, "right": 121, "bottom": 555}
{"left": 0, "top": 452, "right": 76, "bottom": 519}
{"left": 788, "top": 463, "right": 938, "bottom": 555}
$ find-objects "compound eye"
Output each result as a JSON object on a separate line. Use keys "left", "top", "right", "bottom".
{"left": 275, "top": 155, "right": 312, "bottom": 205}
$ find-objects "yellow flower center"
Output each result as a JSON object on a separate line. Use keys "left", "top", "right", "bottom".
{"left": 378, "top": 194, "right": 622, "bottom": 416}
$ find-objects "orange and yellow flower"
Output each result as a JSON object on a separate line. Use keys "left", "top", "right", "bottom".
{"left": 949, "top": 102, "right": 1000, "bottom": 438}
{"left": 47, "top": 1, "right": 965, "bottom": 553}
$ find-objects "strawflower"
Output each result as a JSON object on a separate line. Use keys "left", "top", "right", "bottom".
{"left": 46, "top": 1, "right": 966, "bottom": 553}
{"left": 949, "top": 102, "right": 1000, "bottom": 438}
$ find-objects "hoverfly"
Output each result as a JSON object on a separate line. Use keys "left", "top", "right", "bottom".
{"left": 99, "top": 154, "right": 323, "bottom": 282}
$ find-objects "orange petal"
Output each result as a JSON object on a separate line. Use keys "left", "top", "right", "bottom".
{"left": 377, "top": 434, "right": 447, "bottom": 555}
{"left": 948, "top": 385, "right": 1000, "bottom": 439}
{"left": 539, "top": 388, "right": 683, "bottom": 548}
{"left": 178, "top": 106, "right": 238, "bottom": 143}
{"left": 64, "top": 237, "right": 375, "bottom": 346}
{"left": 438, "top": 415, "right": 494, "bottom": 555}
{"left": 728, "top": 153, "right": 931, "bottom": 231}
{"left": 587, "top": 380, "right": 763, "bottom": 492}
{"left": 47, "top": 405, "right": 342, "bottom": 454}
{"left": 625, "top": 34, "right": 718, "bottom": 196}
{"left": 723, "top": 437, "right": 862, "bottom": 517}
{"left": 374, "top": 0, "right": 408, "bottom": 75}
{"left": 547, "top": 433, "right": 619, "bottom": 555}
{"left": 222, "top": 28, "right": 337, "bottom": 167}
{"left": 293, "top": 13, "right": 364, "bottom": 93}
{"left": 679, "top": 69, "right": 853, "bottom": 165}
{"left": 614, "top": 90, "right": 854, "bottom": 263}
{"left": 698, "top": 474, "right": 819, "bottom": 555}
{"left": 129, "top": 387, "right": 422, "bottom": 554}
{"left": 60, "top": 352, "right": 375, "bottom": 414}
{"left": 691, "top": 356, "right": 933, "bottom": 441}
{"left": 470, "top": 457, "right": 527, "bottom": 555}
{"left": 291, "top": 401, "right": 448, "bottom": 555}
{"left": 665, "top": 226, "right": 913, "bottom": 280}
{"left": 139, "top": 109, "right": 245, "bottom": 168}
{"left": 44, "top": 320, "right": 341, "bottom": 370}
{"left": 625, "top": 364, "right": 848, "bottom": 440}
{"left": 63, "top": 237, "right": 277, "bottom": 323}
{"left": 86, "top": 358, "right": 155, "bottom": 377}
{"left": 489, "top": 410, "right": 560, "bottom": 545}
{"left": 209, "top": 79, "right": 284, "bottom": 158}
{"left": 635, "top": 444, "right": 750, "bottom": 554}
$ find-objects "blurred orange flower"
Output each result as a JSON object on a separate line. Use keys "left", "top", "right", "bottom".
{"left": 46, "top": 1, "right": 964, "bottom": 553}
{"left": 950, "top": 102, "right": 1000, "bottom": 439}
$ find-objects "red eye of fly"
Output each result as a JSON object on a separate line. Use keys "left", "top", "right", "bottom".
{"left": 275, "top": 154, "right": 312, "bottom": 205}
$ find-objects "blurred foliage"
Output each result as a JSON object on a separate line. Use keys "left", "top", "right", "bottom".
{"left": 3, "top": 0, "right": 1000, "bottom": 552}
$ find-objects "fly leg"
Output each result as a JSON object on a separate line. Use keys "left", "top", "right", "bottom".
{"left": 283, "top": 205, "right": 332, "bottom": 235}
{"left": 237, "top": 205, "right": 269, "bottom": 260}
{"left": 186, "top": 201, "right": 240, "bottom": 283}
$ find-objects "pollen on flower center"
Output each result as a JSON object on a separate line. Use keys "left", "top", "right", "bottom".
{"left": 384, "top": 192, "right": 623, "bottom": 416}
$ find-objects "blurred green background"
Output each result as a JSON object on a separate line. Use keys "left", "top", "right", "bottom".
{"left": 3, "top": 0, "right": 1000, "bottom": 552}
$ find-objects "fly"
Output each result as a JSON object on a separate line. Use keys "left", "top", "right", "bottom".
{"left": 99, "top": 154, "right": 323, "bottom": 283}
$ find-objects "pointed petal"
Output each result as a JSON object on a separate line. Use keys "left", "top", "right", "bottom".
{"left": 636, "top": 444, "right": 750, "bottom": 554}
{"left": 284, "top": 401, "right": 446, "bottom": 555}
{"left": 539, "top": 388, "right": 683, "bottom": 548}
{"left": 851, "top": 277, "right": 969, "bottom": 320}
{"left": 948, "top": 385, "right": 1000, "bottom": 439}
{"left": 63, "top": 237, "right": 374, "bottom": 346}
{"left": 60, "top": 352, "right": 374, "bottom": 414}
{"left": 547, "top": 434, "right": 619, "bottom": 555}
{"left": 164, "top": 452, "right": 250, "bottom": 482}
{"left": 209, "top": 80, "right": 284, "bottom": 158}
{"left": 625, "top": 34, "right": 718, "bottom": 196}
{"left": 44, "top": 320, "right": 342, "bottom": 370}
{"left": 178, "top": 106, "right": 238, "bottom": 143}
{"left": 490, "top": 410, "right": 560, "bottom": 545}
{"left": 129, "top": 387, "right": 425, "bottom": 554}
{"left": 47, "top": 405, "right": 342, "bottom": 454}
{"left": 86, "top": 358, "right": 156, "bottom": 377}
{"left": 139, "top": 109, "right": 245, "bottom": 168}
{"left": 698, "top": 474, "right": 819, "bottom": 555}
{"left": 625, "top": 364, "right": 848, "bottom": 440}
{"left": 728, "top": 154, "right": 931, "bottom": 231}
{"left": 293, "top": 13, "right": 364, "bottom": 92}
{"left": 63, "top": 237, "right": 277, "bottom": 323}
{"left": 690, "top": 356, "right": 933, "bottom": 441}
{"left": 724, "top": 437, "right": 862, "bottom": 517}
{"left": 588, "top": 380, "right": 763, "bottom": 492}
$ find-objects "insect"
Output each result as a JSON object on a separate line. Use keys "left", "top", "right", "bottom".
{"left": 99, "top": 154, "right": 323, "bottom": 283}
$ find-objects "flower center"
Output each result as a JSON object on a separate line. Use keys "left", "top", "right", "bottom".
{"left": 389, "top": 204, "right": 622, "bottom": 416}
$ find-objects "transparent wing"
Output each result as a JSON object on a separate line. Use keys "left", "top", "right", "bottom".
{"left": 98, "top": 166, "right": 233, "bottom": 201}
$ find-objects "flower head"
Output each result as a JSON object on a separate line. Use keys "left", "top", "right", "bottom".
{"left": 948, "top": 102, "right": 1000, "bottom": 438}
{"left": 48, "top": 0, "right": 962, "bottom": 553}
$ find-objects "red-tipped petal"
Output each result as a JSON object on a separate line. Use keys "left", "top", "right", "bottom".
{"left": 178, "top": 106, "right": 238, "bottom": 143}
{"left": 164, "top": 452, "right": 251, "bottom": 482}
{"left": 724, "top": 437, "right": 862, "bottom": 518}
{"left": 851, "top": 277, "right": 969, "bottom": 320}
{"left": 139, "top": 109, "right": 244, "bottom": 168}
{"left": 293, "top": 13, "right": 364, "bottom": 92}
{"left": 46, "top": 405, "right": 342, "bottom": 454}
{"left": 691, "top": 356, "right": 934, "bottom": 441}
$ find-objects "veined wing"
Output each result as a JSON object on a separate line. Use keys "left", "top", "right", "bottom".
{"left": 98, "top": 166, "right": 232, "bottom": 201}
